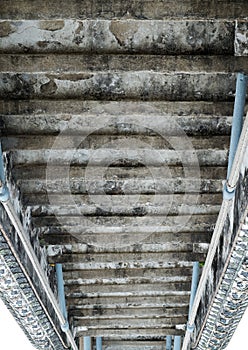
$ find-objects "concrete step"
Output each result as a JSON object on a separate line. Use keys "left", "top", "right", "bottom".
{"left": 0, "top": 100, "right": 236, "bottom": 116}
{"left": 103, "top": 340, "right": 166, "bottom": 350}
{"left": 17, "top": 178, "right": 223, "bottom": 195}
{"left": 43, "top": 230, "right": 212, "bottom": 246}
{"left": 2, "top": 0, "right": 248, "bottom": 20}
{"left": 49, "top": 254, "right": 207, "bottom": 269}
{"left": 66, "top": 293, "right": 190, "bottom": 308}
{"left": 10, "top": 149, "right": 227, "bottom": 166}
{"left": 0, "top": 20, "right": 234, "bottom": 55}
{"left": 0, "top": 71, "right": 236, "bottom": 101}
{"left": 33, "top": 212, "right": 216, "bottom": 231}
{"left": 30, "top": 203, "right": 220, "bottom": 217}
{"left": 49, "top": 253, "right": 207, "bottom": 270}
{"left": 2, "top": 135, "right": 230, "bottom": 151}
{"left": 69, "top": 304, "right": 188, "bottom": 318}
{"left": 74, "top": 327, "right": 183, "bottom": 339}
{"left": 66, "top": 281, "right": 191, "bottom": 296}
{"left": 28, "top": 197, "right": 221, "bottom": 217}
{"left": 39, "top": 233, "right": 212, "bottom": 253}
{"left": 0, "top": 113, "right": 232, "bottom": 136}
{"left": 47, "top": 243, "right": 209, "bottom": 258}
{"left": 23, "top": 192, "right": 222, "bottom": 206}
{"left": 63, "top": 267, "right": 194, "bottom": 281}
{"left": 1, "top": 54, "right": 248, "bottom": 73}
{"left": 73, "top": 316, "right": 187, "bottom": 329}
{"left": 12, "top": 164, "right": 227, "bottom": 180}
{"left": 65, "top": 275, "right": 191, "bottom": 287}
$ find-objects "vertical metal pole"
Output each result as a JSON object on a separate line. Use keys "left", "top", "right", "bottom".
{"left": 188, "top": 262, "right": 200, "bottom": 317}
{"left": 166, "top": 335, "right": 172, "bottom": 350}
{"left": 227, "top": 72, "right": 248, "bottom": 180}
{"left": 84, "top": 336, "right": 91, "bottom": 350}
{"left": 96, "top": 337, "right": 102, "bottom": 350}
{"left": 55, "top": 263, "right": 69, "bottom": 331}
{"left": 174, "top": 336, "right": 181, "bottom": 350}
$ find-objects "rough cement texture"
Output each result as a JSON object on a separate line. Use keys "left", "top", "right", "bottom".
{"left": 0, "top": 72, "right": 236, "bottom": 101}
{"left": 0, "top": 2, "right": 247, "bottom": 347}
{"left": 235, "top": 21, "right": 248, "bottom": 56}
{"left": 0, "top": 20, "right": 234, "bottom": 54}
{"left": 1, "top": 0, "right": 248, "bottom": 20}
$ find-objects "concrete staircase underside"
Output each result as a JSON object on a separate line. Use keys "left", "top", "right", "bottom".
{"left": 1, "top": 1, "right": 248, "bottom": 349}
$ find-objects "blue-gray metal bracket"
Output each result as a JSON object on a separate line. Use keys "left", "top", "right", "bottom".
{"left": 186, "top": 322, "right": 195, "bottom": 333}
{"left": 223, "top": 182, "right": 236, "bottom": 200}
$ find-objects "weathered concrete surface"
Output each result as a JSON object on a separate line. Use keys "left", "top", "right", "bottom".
{"left": 0, "top": 72, "right": 236, "bottom": 101}
{"left": 235, "top": 21, "right": 248, "bottom": 56}
{"left": 1, "top": 0, "right": 248, "bottom": 20}
{"left": 17, "top": 177, "right": 223, "bottom": 195}
{"left": 75, "top": 327, "right": 184, "bottom": 339}
{"left": 0, "top": 2, "right": 245, "bottom": 346}
{"left": 0, "top": 20, "right": 234, "bottom": 54}
{"left": 1, "top": 54, "right": 248, "bottom": 74}
{"left": 103, "top": 340, "right": 167, "bottom": 350}
{"left": 2, "top": 135, "right": 230, "bottom": 152}
{"left": 0, "top": 100, "right": 237, "bottom": 116}
{"left": 103, "top": 340, "right": 165, "bottom": 350}
{"left": 42, "top": 227, "right": 213, "bottom": 246}
{"left": 0, "top": 113, "right": 232, "bottom": 136}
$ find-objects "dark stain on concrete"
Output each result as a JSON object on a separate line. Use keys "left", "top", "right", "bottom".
{"left": 0, "top": 21, "right": 15, "bottom": 37}
{"left": 53, "top": 73, "right": 93, "bottom": 81}
{"left": 37, "top": 40, "right": 49, "bottom": 48}
{"left": 132, "top": 206, "right": 147, "bottom": 216}
{"left": 104, "top": 180, "right": 124, "bottom": 194}
{"left": 39, "top": 20, "right": 65, "bottom": 31}
{"left": 3, "top": 74, "right": 35, "bottom": 99}
{"left": 40, "top": 79, "right": 57, "bottom": 95}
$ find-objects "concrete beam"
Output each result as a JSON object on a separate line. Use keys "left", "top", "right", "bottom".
{"left": 235, "top": 21, "right": 248, "bottom": 56}
{"left": 2, "top": 0, "right": 248, "bottom": 20}
{"left": 18, "top": 179, "right": 223, "bottom": 197}
{"left": 1, "top": 54, "right": 248, "bottom": 73}
{"left": 103, "top": 340, "right": 166, "bottom": 350}
{"left": 0, "top": 71, "right": 236, "bottom": 101}
{"left": 0, "top": 100, "right": 236, "bottom": 117}
{"left": 74, "top": 327, "right": 184, "bottom": 338}
{"left": 0, "top": 20, "right": 234, "bottom": 55}
{"left": 0, "top": 113, "right": 232, "bottom": 136}
{"left": 3, "top": 135, "right": 230, "bottom": 152}
{"left": 69, "top": 305, "right": 188, "bottom": 319}
{"left": 1, "top": 0, "right": 248, "bottom": 20}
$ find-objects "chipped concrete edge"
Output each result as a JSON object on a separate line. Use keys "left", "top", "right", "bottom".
{"left": 235, "top": 20, "right": 248, "bottom": 57}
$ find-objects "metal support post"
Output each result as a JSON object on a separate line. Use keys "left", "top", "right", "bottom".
{"left": 166, "top": 335, "right": 172, "bottom": 350}
{"left": 174, "top": 336, "right": 181, "bottom": 350}
{"left": 84, "top": 336, "right": 91, "bottom": 350}
{"left": 96, "top": 337, "right": 102, "bottom": 350}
